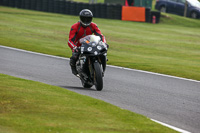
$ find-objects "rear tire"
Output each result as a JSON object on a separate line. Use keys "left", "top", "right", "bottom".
{"left": 93, "top": 62, "right": 103, "bottom": 91}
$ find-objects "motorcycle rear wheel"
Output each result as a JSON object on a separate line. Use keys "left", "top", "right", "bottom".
{"left": 93, "top": 62, "right": 103, "bottom": 91}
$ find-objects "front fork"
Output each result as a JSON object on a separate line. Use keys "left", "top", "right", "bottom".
{"left": 88, "top": 55, "right": 106, "bottom": 79}
{"left": 88, "top": 58, "right": 94, "bottom": 79}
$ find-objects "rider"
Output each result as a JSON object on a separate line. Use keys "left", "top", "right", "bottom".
{"left": 68, "top": 9, "right": 107, "bottom": 76}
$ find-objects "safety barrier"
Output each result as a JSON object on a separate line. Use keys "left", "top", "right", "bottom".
{"left": 0, "top": 0, "right": 159, "bottom": 23}
{"left": 122, "top": 6, "right": 146, "bottom": 22}
{"left": 0, "top": 0, "right": 122, "bottom": 20}
{"left": 150, "top": 11, "right": 161, "bottom": 23}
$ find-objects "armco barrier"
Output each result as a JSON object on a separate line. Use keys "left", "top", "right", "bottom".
{"left": 0, "top": 0, "right": 122, "bottom": 20}
{"left": 0, "top": 0, "right": 155, "bottom": 23}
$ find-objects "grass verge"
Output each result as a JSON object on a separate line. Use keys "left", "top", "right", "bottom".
{"left": 0, "top": 6, "right": 200, "bottom": 81}
{"left": 0, "top": 73, "right": 178, "bottom": 133}
{"left": 73, "top": 0, "right": 104, "bottom": 3}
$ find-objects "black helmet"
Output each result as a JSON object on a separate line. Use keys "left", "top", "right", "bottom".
{"left": 79, "top": 9, "right": 93, "bottom": 27}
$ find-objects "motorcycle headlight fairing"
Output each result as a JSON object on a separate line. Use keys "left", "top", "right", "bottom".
{"left": 97, "top": 46, "right": 102, "bottom": 50}
{"left": 87, "top": 47, "right": 92, "bottom": 52}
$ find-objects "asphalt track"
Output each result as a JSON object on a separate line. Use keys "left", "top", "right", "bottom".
{"left": 0, "top": 46, "right": 200, "bottom": 133}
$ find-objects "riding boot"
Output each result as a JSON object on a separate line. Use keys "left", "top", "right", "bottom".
{"left": 70, "top": 55, "right": 78, "bottom": 76}
{"left": 71, "top": 65, "right": 78, "bottom": 75}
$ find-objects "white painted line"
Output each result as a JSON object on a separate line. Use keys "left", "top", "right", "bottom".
{"left": 0, "top": 45, "right": 193, "bottom": 133}
{"left": 1, "top": 45, "right": 200, "bottom": 83}
{"left": 107, "top": 65, "right": 200, "bottom": 83}
{"left": 151, "top": 119, "right": 191, "bottom": 133}
{"left": 0, "top": 45, "right": 69, "bottom": 60}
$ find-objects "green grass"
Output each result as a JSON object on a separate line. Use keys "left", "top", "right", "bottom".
{"left": 0, "top": 6, "right": 200, "bottom": 81}
{"left": 0, "top": 5, "right": 198, "bottom": 133}
{"left": 73, "top": 0, "right": 104, "bottom": 3}
{"left": 0, "top": 73, "right": 178, "bottom": 133}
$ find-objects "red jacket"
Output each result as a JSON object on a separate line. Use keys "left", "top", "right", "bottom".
{"left": 68, "top": 21, "right": 106, "bottom": 49}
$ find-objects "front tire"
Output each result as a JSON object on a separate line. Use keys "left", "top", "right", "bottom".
{"left": 93, "top": 62, "right": 103, "bottom": 91}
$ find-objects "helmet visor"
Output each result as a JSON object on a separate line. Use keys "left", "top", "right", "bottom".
{"left": 80, "top": 16, "right": 92, "bottom": 25}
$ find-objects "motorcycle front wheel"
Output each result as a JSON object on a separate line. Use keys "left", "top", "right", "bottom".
{"left": 93, "top": 62, "right": 103, "bottom": 91}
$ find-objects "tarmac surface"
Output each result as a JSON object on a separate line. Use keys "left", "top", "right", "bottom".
{"left": 0, "top": 46, "right": 199, "bottom": 133}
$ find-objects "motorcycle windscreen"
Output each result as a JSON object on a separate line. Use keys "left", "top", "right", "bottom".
{"left": 79, "top": 35, "right": 101, "bottom": 45}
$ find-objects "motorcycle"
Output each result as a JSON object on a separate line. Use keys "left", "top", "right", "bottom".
{"left": 76, "top": 35, "right": 107, "bottom": 91}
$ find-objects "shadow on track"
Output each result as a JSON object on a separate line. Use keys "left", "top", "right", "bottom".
{"left": 60, "top": 86, "right": 96, "bottom": 91}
